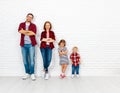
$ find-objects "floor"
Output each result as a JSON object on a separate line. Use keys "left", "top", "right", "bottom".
{"left": 0, "top": 76, "right": 120, "bottom": 93}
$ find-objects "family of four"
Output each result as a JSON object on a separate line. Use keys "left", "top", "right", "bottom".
{"left": 18, "top": 13, "right": 81, "bottom": 80}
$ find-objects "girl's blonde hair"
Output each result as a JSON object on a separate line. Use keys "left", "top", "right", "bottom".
{"left": 72, "top": 46, "right": 78, "bottom": 50}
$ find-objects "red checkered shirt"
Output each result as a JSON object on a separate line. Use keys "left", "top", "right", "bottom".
{"left": 70, "top": 53, "right": 80, "bottom": 66}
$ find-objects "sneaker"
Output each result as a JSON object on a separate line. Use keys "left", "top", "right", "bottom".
{"left": 62, "top": 74, "right": 66, "bottom": 78}
{"left": 31, "top": 74, "right": 36, "bottom": 81}
{"left": 76, "top": 75, "right": 80, "bottom": 78}
{"left": 60, "top": 74, "right": 63, "bottom": 78}
{"left": 45, "top": 73, "right": 49, "bottom": 80}
{"left": 22, "top": 73, "right": 30, "bottom": 80}
{"left": 71, "top": 75, "right": 74, "bottom": 78}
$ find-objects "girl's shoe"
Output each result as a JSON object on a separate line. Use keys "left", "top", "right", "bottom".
{"left": 62, "top": 74, "right": 66, "bottom": 78}
{"left": 60, "top": 74, "right": 63, "bottom": 78}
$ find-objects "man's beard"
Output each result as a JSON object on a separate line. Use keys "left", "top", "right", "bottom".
{"left": 26, "top": 19, "right": 31, "bottom": 22}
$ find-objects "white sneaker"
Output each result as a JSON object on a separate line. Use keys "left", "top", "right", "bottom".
{"left": 22, "top": 74, "right": 30, "bottom": 80}
{"left": 71, "top": 75, "right": 74, "bottom": 78}
{"left": 45, "top": 73, "right": 49, "bottom": 80}
{"left": 31, "top": 74, "right": 36, "bottom": 81}
{"left": 76, "top": 75, "right": 80, "bottom": 78}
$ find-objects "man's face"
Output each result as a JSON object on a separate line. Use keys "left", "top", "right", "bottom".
{"left": 26, "top": 15, "right": 33, "bottom": 22}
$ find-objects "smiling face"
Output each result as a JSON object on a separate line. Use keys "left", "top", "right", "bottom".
{"left": 45, "top": 23, "right": 51, "bottom": 30}
{"left": 44, "top": 21, "right": 52, "bottom": 31}
{"left": 26, "top": 14, "right": 33, "bottom": 22}
{"left": 60, "top": 42, "right": 65, "bottom": 47}
{"left": 73, "top": 47, "right": 78, "bottom": 53}
{"left": 58, "top": 40, "right": 66, "bottom": 48}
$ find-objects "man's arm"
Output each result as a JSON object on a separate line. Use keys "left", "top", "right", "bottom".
{"left": 19, "top": 28, "right": 28, "bottom": 35}
{"left": 26, "top": 31, "right": 35, "bottom": 36}
{"left": 19, "top": 29, "right": 35, "bottom": 36}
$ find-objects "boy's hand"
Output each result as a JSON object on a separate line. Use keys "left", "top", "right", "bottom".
{"left": 75, "top": 63, "right": 77, "bottom": 66}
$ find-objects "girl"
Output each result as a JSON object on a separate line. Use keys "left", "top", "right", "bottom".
{"left": 58, "top": 39, "right": 69, "bottom": 78}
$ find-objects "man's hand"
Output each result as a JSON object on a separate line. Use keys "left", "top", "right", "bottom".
{"left": 26, "top": 31, "right": 35, "bottom": 36}
{"left": 19, "top": 28, "right": 27, "bottom": 35}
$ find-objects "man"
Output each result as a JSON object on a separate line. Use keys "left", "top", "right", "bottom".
{"left": 18, "top": 13, "right": 37, "bottom": 81}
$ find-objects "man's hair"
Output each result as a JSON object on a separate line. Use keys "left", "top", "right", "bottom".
{"left": 26, "top": 13, "right": 34, "bottom": 18}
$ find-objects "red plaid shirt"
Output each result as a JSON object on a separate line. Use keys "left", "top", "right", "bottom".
{"left": 70, "top": 53, "right": 80, "bottom": 66}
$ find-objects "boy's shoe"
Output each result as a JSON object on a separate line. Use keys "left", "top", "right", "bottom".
{"left": 22, "top": 73, "right": 30, "bottom": 80}
{"left": 76, "top": 75, "right": 80, "bottom": 78}
{"left": 31, "top": 74, "right": 36, "bottom": 81}
{"left": 45, "top": 73, "right": 49, "bottom": 80}
{"left": 71, "top": 75, "right": 75, "bottom": 78}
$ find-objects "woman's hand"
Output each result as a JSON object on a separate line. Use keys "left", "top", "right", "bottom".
{"left": 41, "top": 38, "right": 48, "bottom": 42}
{"left": 46, "top": 38, "right": 55, "bottom": 43}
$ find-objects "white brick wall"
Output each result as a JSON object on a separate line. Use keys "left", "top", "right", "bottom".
{"left": 0, "top": 0, "right": 120, "bottom": 76}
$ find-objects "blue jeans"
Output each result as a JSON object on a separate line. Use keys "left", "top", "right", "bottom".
{"left": 40, "top": 46, "right": 52, "bottom": 73}
{"left": 21, "top": 44, "right": 35, "bottom": 74}
{"left": 72, "top": 65, "right": 80, "bottom": 75}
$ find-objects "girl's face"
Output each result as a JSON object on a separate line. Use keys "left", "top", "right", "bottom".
{"left": 73, "top": 48, "right": 78, "bottom": 53}
{"left": 60, "top": 42, "right": 65, "bottom": 47}
{"left": 45, "top": 23, "right": 51, "bottom": 30}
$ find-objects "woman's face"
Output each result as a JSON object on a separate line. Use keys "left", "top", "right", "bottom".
{"left": 45, "top": 23, "right": 51, "bottom": 30}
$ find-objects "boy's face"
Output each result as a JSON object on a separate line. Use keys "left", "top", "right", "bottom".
{"left": 73, "top": 48, "right": 78, "bottom": 53}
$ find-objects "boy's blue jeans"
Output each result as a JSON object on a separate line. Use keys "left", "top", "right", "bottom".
{"left": 72, "top": 65, "right": 80, "bottom": 75}
{"left": 21, "top": 44, "right": 35, "bottom": 74}
{"left": 40, "top": 46, "right": 52, "bottom": 73}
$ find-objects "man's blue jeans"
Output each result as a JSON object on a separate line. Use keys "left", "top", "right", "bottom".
{"left": 72, "top": 65, "right": 80, "bottom": 75}
{"left": 21, "top": 44, "right": 35, "bottom": 74}
{"left": 40, "top": 46, "right": 52, "bottom": 73}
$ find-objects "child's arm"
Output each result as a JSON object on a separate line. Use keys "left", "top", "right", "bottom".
{"left": 58, "top": 51, "right": 62, "bottom": 56}
{"left": 78, "top": 59, "right": 81, "bottom": 64}
{"left": 62, "top": 50, "right": 68, "bottom": 55}
{"left": 70, "top": 59, "right": 73, "bottom": 64}
{"left": 78, "top": 53, "right": 81, "bottom": 64}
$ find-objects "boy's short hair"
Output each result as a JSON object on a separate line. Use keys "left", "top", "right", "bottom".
{"left": 73, "top": 46, "right": 78, "bottom": 50}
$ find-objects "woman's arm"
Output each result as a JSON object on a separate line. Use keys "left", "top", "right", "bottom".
{"left": 47, "top": 31, "right": 55, "bottom": 43}
{"left": 46, "top": 38, "right": 55, "bottom": 43}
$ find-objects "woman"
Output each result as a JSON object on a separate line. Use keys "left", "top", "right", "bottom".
{"left": 40, "top": 21, "right": 56, "bottom": 80}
